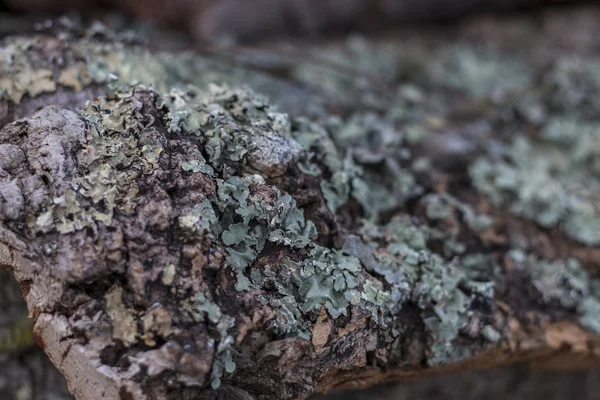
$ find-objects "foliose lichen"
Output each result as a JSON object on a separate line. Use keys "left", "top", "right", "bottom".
{"left": 430, "top": 45, "right": 531, "bottom": 98}
{"left": 470, "top": 125, "right": 600, "bottom": 245}
{"left": 157, "top": 84, "right": 395, "bottom": 335}
{"left": 349, "top": 214, "right": 498, "bottom": 365}
{"left": 508, "top": 249, "right": 600, "bottom": 335}
{"left": 188, "top": 293, "right": 236, "bottom": 389}
{"left": 0, "top": 38, "right": 57, "bottom": 103}
{"left": 27, "top": 87, "right": 163, "bottom": 236}
{"left": 291, "top": 112, "right": 419, "bottom": 216}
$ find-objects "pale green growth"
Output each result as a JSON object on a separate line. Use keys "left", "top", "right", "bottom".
{"left": 422, "top": 193, "right": 493, "bottom": 232}
{"left": 178, "top": 199, "right": 218, "bottom": 237}
{"left": 194, "top": 293, "right": 222, "bottom": 324}
{"left": 211, "top": 336, "right": 237, "bottom": 389}
{"left": 161, "top": 264, "right": 177, "bottom": 286}
{"left": 404, "top": 123, "right": 431, "bottom": 145}
{"left": 0, "top": 38, "right": 57, "bottom": 103}
{"left": 27, "top": 89, "right": 164, "bottom": 236}
{"left": 293, "top": 247, "right": 363, "bottom": 318}
{"left": 0, "top": 18, "right": 323, "bottom": 121}
{"left": 251, "top": 244, "right": 388, "bottom": 334}
{"left": 257, "top": 294, "right": 309, "bottom": 338}
{"left": 431, "top": 45, "right": 531, "bottom": 97}
{"left": 292, "top": 35, "right": 399, "bottom": 102}
{"left": 292, "top": 112, "right": 418, "bottom": 215}
{"left": 544, "top": 57, "right": 600, "bottom": 113}
{"left": 58, "top": 63, "right": 93, "bottom": 91}
{"left": 30, "top": 189, "right": 99, "bottom": 235}
{"left": 181, "top": 149, "right": 215, "bottom": 176}
{"left": 158, "top": 84, "right": 302, "bottom": 178}
{"left": 423, "top": 194, "right": 454, "bottom": 220}
{"left": 212, "top": 174, "right": 317, "bottom": 273}
{"left": 319, "top": 156, "right": 361, "bottom": 213}
{"left": 359, "top": 280, "right": 391, "bottom": 317}
{"left": 579, "top": 296, "right": 600, "bottom": 335}
{"left": 352, "top": 215, "right": 497, "bottom": 365}
{"left": 508, "top": 250, "right": 600, "bottom": 334}
{"left": 470, "top": 128, "right": 600, "bottom": 245}
{"left": 481, "top": 325, "right": 501, "bottom": 343}
{"left": 509, "top": 250, "right": 588, "bottom": 308}
{"left": 187, "top": 293, "right": 236, "bottom": 388}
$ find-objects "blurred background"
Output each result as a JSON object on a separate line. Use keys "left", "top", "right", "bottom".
{"left": 0, "top": 0, "right": 592, "bottom": 44}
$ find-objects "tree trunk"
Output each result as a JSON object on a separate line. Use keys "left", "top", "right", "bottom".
{"left": 1, "top": 6, "right": 600, "bottom": 400}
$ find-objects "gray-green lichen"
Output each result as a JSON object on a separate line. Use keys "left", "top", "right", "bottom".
{"left": 148, "top": 80, "right": 499, "bottom": 364}
{"left": 26, "top": 87, "right": 162, "bottom": 236}
{"left": 158, "top": 84, "right": 303, "bottom": 178}
{"left": 275, "top": 247, "right": 385, "bottom": 319}
{"left": 158, "top": 84, "right": 398, "bottom": 335}
{"left": 508, "top": 250, "right": 600, "bottom": 335}
{"left": 188, "top": 293, "right": 236, "bottom": 389}
{"left": 347, "top": 214, "right": 498, "bottom": 365}
{"left": 292, "top": 112, "right": 419, "bottom": 215}
{"left": 430, "top": 45, "right": 532, "bottom": 98}
{"left": 470, "top": 124, "right": 600, "bottom": 245}
{"left": 6, "top": 20, "right": 600, "bottom": 393}
{"left": 0, "top": 17, "right": 321, "bottom": 122}
{"left": 0, "top": 38, "right": 57, "bottom": 103}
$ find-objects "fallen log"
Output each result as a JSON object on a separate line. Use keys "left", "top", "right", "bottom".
{"left": 1, "top": 7, "right": 600, "bottom": 400}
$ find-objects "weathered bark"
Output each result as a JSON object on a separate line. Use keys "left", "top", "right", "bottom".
{"left": 2, "top": 6, "right": 600, "bottom": 400}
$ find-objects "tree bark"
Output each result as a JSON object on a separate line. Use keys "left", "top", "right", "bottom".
{"left": 1, "top": 6, "right": 600, "bottom": 400}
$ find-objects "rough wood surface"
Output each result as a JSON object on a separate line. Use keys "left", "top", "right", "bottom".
{"left": 1, "top": 6, "right": 600, "bottom": 400}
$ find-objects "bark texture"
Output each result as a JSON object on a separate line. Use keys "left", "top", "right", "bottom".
{"left": 1, "top": 6, "right": 600, "bottom": 400}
